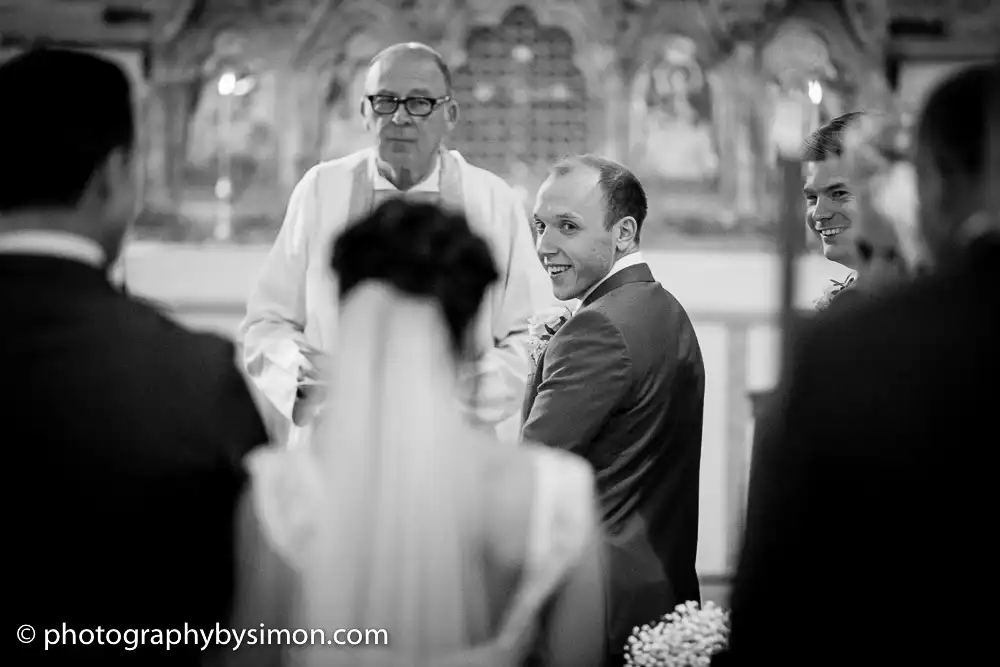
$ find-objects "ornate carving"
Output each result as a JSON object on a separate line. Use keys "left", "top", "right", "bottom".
{"left": 843, "top": 0, "right": 890, "bottom": 51}
{"left": 887, "top": 0, "right": 1000, "bottom": 38}
{"left": 704, "top": 0, "right": 790, "bottom": 41}
{"left": 629, "top": 0, "right": 740, "bottom": 75}
{"left": 629, "top": 35, "right": 720, "bottom": 184}
{"left": 762, "top": 22, "right": 838, "bottom": 91}
{"left": 450, "top": 6, "right": 589, "bottom": 177}
{"left": 153, "top": 0, "right": 199, "bottom": 47}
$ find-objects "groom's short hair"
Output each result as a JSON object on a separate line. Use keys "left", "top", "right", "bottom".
{"left": 551, "top": 154, "right": 648, "bottom": 242}
{"left": 0, "top": 48, "right": 134, "bottom": 213}
{"left": 802, "top": 111, "right": 866, "bottom": 162}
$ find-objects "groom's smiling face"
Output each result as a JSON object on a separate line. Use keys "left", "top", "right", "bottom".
{"left": 533, "top": 166, "right": 617, "bottom": 301}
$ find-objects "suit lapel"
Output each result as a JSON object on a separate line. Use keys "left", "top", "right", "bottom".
{"left": 521, "top": 349, "right": 547, "bottom": 423}
{"left": 582, "top": 263, "right": 655, "bottom": 308}
{"left": 521, "top": 264, "right": 654, "bottom": 428}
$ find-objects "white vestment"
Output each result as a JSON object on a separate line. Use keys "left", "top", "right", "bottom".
{"left": 238, "top": 147, "right": 554, "bottom": 444}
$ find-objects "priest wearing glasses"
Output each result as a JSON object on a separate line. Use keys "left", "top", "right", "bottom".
{"left": 240, "top": 42, "right": 552, "bottom": 444}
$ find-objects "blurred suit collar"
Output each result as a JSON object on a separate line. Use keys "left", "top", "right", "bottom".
{"left": 0, "top": 230, "right": 105, "bottom": 268}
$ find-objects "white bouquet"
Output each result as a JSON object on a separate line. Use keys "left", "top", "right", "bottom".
{"left": 625, "top": 601, "right": 730, "bottom": 667}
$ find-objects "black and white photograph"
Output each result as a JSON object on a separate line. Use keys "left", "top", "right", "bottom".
{"left": 4, "top": 1, "right": 997, "bottom": 666}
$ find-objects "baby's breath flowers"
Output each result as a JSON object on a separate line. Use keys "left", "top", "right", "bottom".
{"left": 625, "top": 601, "right": 730, "bottom": 667}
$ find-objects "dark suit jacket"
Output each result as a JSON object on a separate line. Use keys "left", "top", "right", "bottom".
{"left": 716, "top": 237, "right": 1000, "bottom": 667}
{"left": 521, "top": 263, "right": 705, "bottom": 659}
{"left": 4, "top": 255, "right": 267, "bottom": 666}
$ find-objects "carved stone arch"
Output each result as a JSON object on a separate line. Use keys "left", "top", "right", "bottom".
{"left": 760, "top": 10, "right": 885, "bottom": 111}
{"left": 842, "top": 0, "right": 891, "bottom": 53}
{"left": 630, "top": 0, "right": 729, "bottom": 79}
{"left": 453, "top": 0, "right": 611, "bottom": 94}
{"left": 520, "top": 0, "right": 614, "bottom": 95}
{"left": 449, "top": 5, "right": 592, "bottom": 182}
{"left": 702, "top": 0, "right": 792, "bottom": 45}
{"left": 761, "top": 21, "right": 838, "bottom": 89}
{"left": 627, "top": 32, "right": 724, "bottom": 186}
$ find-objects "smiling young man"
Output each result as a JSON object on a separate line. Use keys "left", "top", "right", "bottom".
{"left": 522, "top": 154, "right": 705, "bottom": 666}
{"left": 802, "top": 111, "right": 866, "bottom": 308}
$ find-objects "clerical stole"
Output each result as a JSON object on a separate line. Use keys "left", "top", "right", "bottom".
{"left": 339, "top": 149, "right": 494, "bottom": 425}
{"left": 345, "top": 149, "right": 465, "bottom": 223}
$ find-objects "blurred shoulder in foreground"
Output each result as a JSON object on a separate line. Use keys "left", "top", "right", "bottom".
{"left": 720, "top": 61, "right": 999, "bottom": 667}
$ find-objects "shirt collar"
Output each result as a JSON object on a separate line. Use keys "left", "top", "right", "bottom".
{"left": 0, "top": 230, "right": 106, "bottom": 268}
{"left": 369, "top": 150, "right": 441, "bottom": 193}
{"left": 580, "top": 251, "right": 646, "bottom": 305}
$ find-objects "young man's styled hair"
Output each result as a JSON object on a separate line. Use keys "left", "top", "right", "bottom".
{"left": 801, "top": 111, "right": 867, "bottom": 162}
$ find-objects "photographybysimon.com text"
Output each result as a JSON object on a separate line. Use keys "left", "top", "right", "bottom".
{"left": 16, "top": 623, "right": 389, "bottom": 651}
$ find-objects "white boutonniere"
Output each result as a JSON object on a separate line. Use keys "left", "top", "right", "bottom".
{"left": 527, "top": 306, "right": 574, "bottom": 367}
{"left": 814, "top": 272, "right": 857, "bottom": 312}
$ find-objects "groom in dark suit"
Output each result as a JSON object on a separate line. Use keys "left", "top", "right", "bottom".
{"left": 522, "top": 155, "right": 705, "bottom": 664}
{"left": 2, "top": 50, "right": 267, "bottom": 666}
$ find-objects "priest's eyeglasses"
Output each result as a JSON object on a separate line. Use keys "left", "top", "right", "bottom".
{"left": 367, "top": 94, "right": 451, "bottom": 118}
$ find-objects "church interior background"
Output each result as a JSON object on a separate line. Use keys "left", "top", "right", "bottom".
{"left": 2, "top": 0, "right": 997, "bottom": 599}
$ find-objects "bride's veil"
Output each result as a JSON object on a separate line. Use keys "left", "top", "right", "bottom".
{"left": 297, "top": 280, "right": 490, "bottom": 662}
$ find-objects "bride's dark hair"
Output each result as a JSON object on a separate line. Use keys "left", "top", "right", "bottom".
{"left": 331, "top": 199, "right": 499, "bottom": 354}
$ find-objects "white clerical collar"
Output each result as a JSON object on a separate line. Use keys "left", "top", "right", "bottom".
{"left": 581, "top": 251, "right": 646, "bottom": 304}
{"left": 0, "top": 230, "right": 105, "bottom": 268}
{"left": 369, "top": 150, "right": 441, "bottom": 193}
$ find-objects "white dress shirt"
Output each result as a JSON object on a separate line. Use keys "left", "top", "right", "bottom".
{"left": 0, "top": 230, "right": 105, "bottom": 268}
{"left": 580, "top": 250, "right": 646, "bottom": 305}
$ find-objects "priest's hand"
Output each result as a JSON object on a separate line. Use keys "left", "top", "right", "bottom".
{"left": 292, "top": 348, "right": 332, "bottom": 426}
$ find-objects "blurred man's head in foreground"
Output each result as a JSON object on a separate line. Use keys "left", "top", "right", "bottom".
{"left": 0, "top": 48, "right": 137, "bottom": 265}
{"left": 914, "top": 61, "right": 999, "bottom": 266}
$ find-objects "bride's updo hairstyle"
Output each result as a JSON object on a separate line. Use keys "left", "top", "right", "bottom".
{"left": 331, "top": 198, "right": 499, "bottom": 355}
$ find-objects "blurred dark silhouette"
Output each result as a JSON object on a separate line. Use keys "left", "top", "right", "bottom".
{"left": 717, "top": 61, "right": 999, "bottom": 667}
{"left": 2, "top": 48, "right": 268, "bottom": 667}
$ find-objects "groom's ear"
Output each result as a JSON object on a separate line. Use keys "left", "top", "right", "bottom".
{"left": 615, "top": 216, "right": 638, "bottom": 249}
